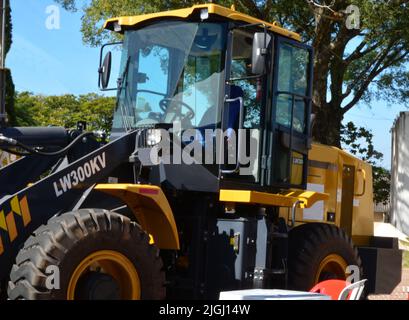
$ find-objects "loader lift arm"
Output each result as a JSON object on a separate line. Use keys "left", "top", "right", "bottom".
{"left": 0, "top": 129, "right": 138, "bottom": 282}
{"left": 0, "top": 126, "right": 95, "bottom": 197}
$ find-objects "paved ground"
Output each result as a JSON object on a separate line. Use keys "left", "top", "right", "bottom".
{"left": 367, "top": 268, "right": 409, "bottom": 300}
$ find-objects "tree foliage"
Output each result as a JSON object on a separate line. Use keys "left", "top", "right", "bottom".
{"left": 341, "top": 121, "right": 383, "bottom": 164}
{"left": 372, "top": 166, "right": 391, "bottom": 205}
{"left": 56, "top": 0, "right": 409, "bottom": 148}
{"left": 14, "top": 92, "right": 116, "bottom": 134}
{"left": 341, "top": 121, "right": 390, "bottom": 205}
{"left": 4, "top": 0, "right": 16, "bottom": 126}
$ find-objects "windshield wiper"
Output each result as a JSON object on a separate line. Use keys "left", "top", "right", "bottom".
{"left": 117, "top": 56, "right": 131, "bottom": 95}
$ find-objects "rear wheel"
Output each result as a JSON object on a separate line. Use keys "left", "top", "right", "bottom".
{"left": 288, "top": 223, "right": 362, "bottom": 291}
{"left": 7, "top": 209, "right": 165, "bottom": 300}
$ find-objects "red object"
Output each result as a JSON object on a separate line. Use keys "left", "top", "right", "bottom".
{"left": 139, "top": 188, "right": 159, "bottom": 195}
{"left": 310, "top": 280, "right": 350, "bottom": 300}
{"left": 256, "top": 78, "right": 262, "bottom": 102}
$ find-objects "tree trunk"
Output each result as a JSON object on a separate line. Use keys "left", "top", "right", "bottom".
{"left": 309, "top": 8, "right": 339, "bottom": 147}
{"left": 312, "top": 102, "right": 343, "bottom": 148}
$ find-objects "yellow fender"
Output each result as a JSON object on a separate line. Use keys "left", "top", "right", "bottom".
{"left": 94, "top": 184, "right": 179, "bottom": 250}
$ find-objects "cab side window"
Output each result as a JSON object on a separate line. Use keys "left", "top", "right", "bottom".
{"left": 272, "top": 41, "right": 311, "bottom": 186}
{"left": 276, "top": 44, "right": 309, "bottom": 133}
{"left": 230, "top": 29, "right": 262, "bottom": 129}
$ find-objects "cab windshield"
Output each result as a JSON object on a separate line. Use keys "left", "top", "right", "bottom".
{"left": 112, "top": 21, "right": 227, "bottom": 132}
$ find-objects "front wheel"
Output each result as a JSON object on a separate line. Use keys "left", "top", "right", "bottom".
{"left": 8, "top": 209, "right": 165, "bottom": 300}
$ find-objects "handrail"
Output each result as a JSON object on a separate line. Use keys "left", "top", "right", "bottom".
{"left": 220, "top": 96, "right": 244, "bottom": 175}
{"left": 290, "top": 200, "right": 304, "bottom": 227}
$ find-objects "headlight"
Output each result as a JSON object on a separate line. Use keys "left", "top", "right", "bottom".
{"left": 146, "top": 129, "right": 162, "bottom": 146}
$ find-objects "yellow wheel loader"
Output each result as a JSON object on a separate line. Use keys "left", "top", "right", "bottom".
{"left": 0, "top": 4, "right": 401, "bottom": 300}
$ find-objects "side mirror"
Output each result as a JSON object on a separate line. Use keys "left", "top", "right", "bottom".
{"left": 99, "top": 51, "right": 112, "bottom": 90}
{"left": 98, "top": 41, "right": 122, "bottom": 91}
{"left": 252, "top": 32, "right": 272, "bottom": 75}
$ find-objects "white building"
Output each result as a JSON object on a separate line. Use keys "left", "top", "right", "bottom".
{"left": 390, "top": 112, "right": 409, "bottom": 236}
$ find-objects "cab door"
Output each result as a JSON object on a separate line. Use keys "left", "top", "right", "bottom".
{"left": 220, "top": 27, "right": 268, "bottom": 186}
{"left": 265, "top": 37, "right": 313, "bottom": 189}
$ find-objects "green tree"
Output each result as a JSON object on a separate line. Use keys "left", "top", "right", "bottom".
{"left": 14, "top": 92, "right": 116, "bottom": 134}
{"left": 341, "top": 121, "right": 390, "bottom": 205}
{"left": 77, "top": 93, "right": 116, "bottom": 134}
{"left": 56, "top": 0, "right": 409, "bottom": 147}
{"left": 13, "top": 91, "right": 38, "bottom": 126}
{"left": 372, "top": 166, "right": 390, "bottom": 206}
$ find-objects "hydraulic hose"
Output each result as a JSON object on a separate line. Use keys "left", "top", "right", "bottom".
{"left": 0, "top": 131, "right": 94, "bottom": 156}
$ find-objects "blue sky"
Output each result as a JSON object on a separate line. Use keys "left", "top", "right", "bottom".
{"left": 7, "top": 0, "right": 100, "bottom": 95}
{"left": 5, "top": 0, "right": 406, "bottom": 169}
{"left": 344, "top": 103, "right": 401, "bottom": 169}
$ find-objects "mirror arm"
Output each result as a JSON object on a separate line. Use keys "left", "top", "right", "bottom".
{"left": 99, "top": 41, "right": 123, "bottom": 72}
{"left": 100, "top": 87, "right": 120, "bottom": 92}
{"left": 263, "top": 24, "right": 268, "bottom": 54}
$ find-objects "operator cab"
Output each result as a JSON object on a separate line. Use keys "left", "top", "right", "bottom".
{"left": 101, "top": 4, "right": 313, "bottom": 193}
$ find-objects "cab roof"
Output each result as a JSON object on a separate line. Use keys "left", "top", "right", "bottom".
{"left": 104, "top": 3, "right": 301, "bottom": 42}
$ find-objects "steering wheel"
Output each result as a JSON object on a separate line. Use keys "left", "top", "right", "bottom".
{"left": 159, "top": 98, "right": 195, "bottom": 122}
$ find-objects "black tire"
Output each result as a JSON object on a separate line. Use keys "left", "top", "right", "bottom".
{"left": 288, "top": 223, "right": 362, "bottom": 291}
{"left": 7, "top": 209, "right": 165, "bottom": 300}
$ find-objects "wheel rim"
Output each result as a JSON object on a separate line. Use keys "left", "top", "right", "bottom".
{"left": 67, "top": 250, "right": 141, "bottom": 300}
{"left": 315, "top": 254, "right": 348, "bottom": 283}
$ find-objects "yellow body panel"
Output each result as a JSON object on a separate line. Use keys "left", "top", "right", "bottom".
{"left": 305, "top": 143, "right": 374, "bottom": 244}
{"left": 220, "top": 143, "right": 374, "bottom": 244}
{"left": 104, "top": 4, "right": 301, "bottom": 41}
{"left": 95, "top": 184, "right": 180, "bottom": 250}
{"left": 219, "top": 189, "right": 328, "bottom": 208}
